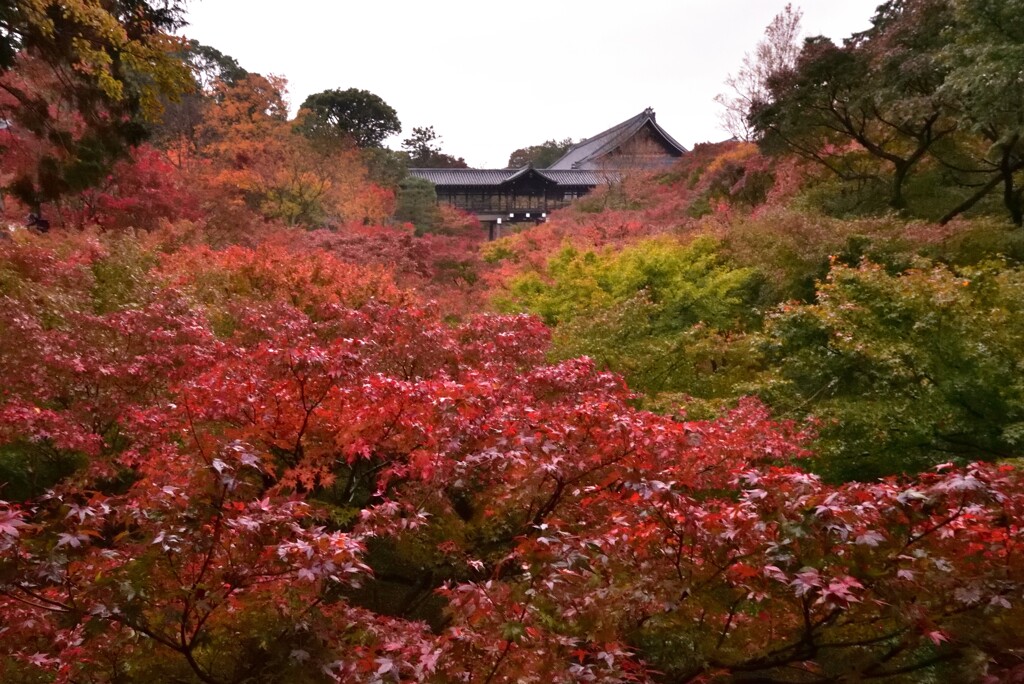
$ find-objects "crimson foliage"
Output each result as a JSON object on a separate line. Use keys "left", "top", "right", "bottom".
{"left": 0, "top": 236, "right": 1022, "bottom": 683}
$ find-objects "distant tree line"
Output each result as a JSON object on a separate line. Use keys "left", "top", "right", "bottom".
{"left": 506, "top": 137, "right": 575, "bottom": 168}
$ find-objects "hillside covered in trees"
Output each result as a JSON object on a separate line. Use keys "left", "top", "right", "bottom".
{"left": 1, "top": 1, "right": 1024, "bottom": 682}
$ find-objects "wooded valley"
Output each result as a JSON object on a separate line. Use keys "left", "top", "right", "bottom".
{"left": 1, "top": 1, "right": 1023, "bottom": 682}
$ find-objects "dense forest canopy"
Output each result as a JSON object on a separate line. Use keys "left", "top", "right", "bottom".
{"left": 0, "top": 1, "right": 1023, "bottom": 683}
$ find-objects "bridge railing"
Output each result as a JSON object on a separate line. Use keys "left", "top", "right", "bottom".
{"left": 439, "top": 195, "right": 574, "bottom": 214}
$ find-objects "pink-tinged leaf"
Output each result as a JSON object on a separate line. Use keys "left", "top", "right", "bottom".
{"left": 989, "top": 596, "right": 1011, "bottom": 610}
{"left": 27, "top": 652, "right": 57, "bottom": 667}
{"left": 855, "top": 531, "right": 886, "bottom": 547}
{"left": 0, "top": 508, "right": 27, "bottom": 538}
{"left": 820, "top": 576, "right": 864, "bottom": 607}
{"left": 56, "top": 532, "right": 89, "bottom": 548}
{"left": 791, "top": 568, "right": 822, "bottom": 597}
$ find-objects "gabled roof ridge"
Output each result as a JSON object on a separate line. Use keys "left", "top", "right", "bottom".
{"left": 578, "top": 115, "right": 654, "bottom": 166}
{"left": 574, "top": 110, "right": 648, "bottom": 147}
{"left": 545, "top": 108, "right": 687, "bottom": 170}
{"left": 502, "top": 164, "right": 558, "bottom": 185}
{"left": 650, "top": 120, "right": 688, "bottom": 157}
{"left": 545, "top": 111, "right": 648, "bottom": 170}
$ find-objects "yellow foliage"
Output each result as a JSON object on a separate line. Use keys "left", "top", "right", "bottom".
{"left": 703, "top": 141, "right": 759, "bottom": 178}
{"left": 15, "top": 0, "right": 192, "bottom": 118}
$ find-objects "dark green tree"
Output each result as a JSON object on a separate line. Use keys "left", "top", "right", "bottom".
{"left": 506, "top": 137, "right": 575, "bottom": 168}
{"left": 936, "top": 0, "right": 1024, "bottom": 225}
{"left": 756, "top": 260, "right": 1024, "bottom": 480}
{"left": 298, "top": 88, "right": 400, "bottom": 148}
{"left": 360, "top": 147, "right": 409, "bottom": 189}
{"left": 394, "top": 176, "right": 441, "bottom": 233}
{"left": 752, "top": 0, "right": 957, "bottom": 211}
{"left": 182, "top": 40, "right": 248, "bottom": 92}
{"left": 402, "top": 126, "right": 467, "bottom": 168}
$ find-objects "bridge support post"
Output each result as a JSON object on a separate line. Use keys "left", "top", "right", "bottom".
{"left": 487, "top": 218, "right": 502, "bottom": 241}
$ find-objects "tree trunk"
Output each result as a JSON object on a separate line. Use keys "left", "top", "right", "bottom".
{"left": 939, "top": 173, "right": 1003, "bottom": 225}
{"left": 890, "top": 162, "right": 909, "bottom": 211}
{"left": 1004, "top": 183, "right": 1023, "bottom": 227}
{"left": 1002, "top": 158, "right": 1023, "bottom": 227}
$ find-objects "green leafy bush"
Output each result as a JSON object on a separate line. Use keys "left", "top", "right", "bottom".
{"left": 755, "top": 260, "right": 1024, "bottom": 480}
{"left": 498, "top": 237, "right": 761, "bottom": 397}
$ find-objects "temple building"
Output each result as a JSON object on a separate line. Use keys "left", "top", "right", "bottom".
{"left": 408, "top": 108, "right": 687, "bottom": 238}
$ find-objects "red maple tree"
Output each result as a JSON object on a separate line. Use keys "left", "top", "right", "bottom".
{"left": 0, "top": 235, "right": 1021, "bottom": 683}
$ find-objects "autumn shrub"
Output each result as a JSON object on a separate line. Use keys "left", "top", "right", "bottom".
{"left": 88, "top": 235, "right": 162, "bottom": 313}
{"left": 64, "top": 145, "right": 205, "bottom": 231}
{"left": 721, "top": 208, "right": 925, "bottom": 304}
{"left": 0, "top": 238, "right": 217, "bottom": 497}
{"left": 498, "top": 236, "right": 756, "bottom": 326}
{"left": 434, "top": 203, "right": 481, "bottom": 236}
{"left": 495, "top": 236, "right": 762, "bottom": 402}
{"left": 686, "top": 143, "right": 777, "bottom": 218}
{"left": 159, "top": 242, "right": 407, "bottom": 317}
{"left": 924, "top": 217, "right": 1024, "bottom": 266}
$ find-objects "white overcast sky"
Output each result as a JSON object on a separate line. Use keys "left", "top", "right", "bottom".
{"left": 180, "top": 1, "right": 881, "bottom": 168}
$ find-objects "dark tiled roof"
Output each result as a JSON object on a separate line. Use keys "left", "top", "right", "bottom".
{"left": 539, "top": 170, "right": 603, "bottom": 185}
{"left": 503, "top": 166, "right": 558, "bottom": 185}
{"left": 407, "top": 169, "right": 517, "bottom": 186}
{"left": 408, "top": 168, "right": 601, "bottom": 188}
{"left": 546, "top": 108, "right": 688, "bottom": 170}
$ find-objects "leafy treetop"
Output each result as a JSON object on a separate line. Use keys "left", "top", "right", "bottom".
{"left": 402, "top": 125, "right": 468, "bottom": 168}
{"left": 506, "top": 137, "right": 575, "bottom": 168}
{"left": 298, "top": 87, "right": 401, "bottom": 148}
